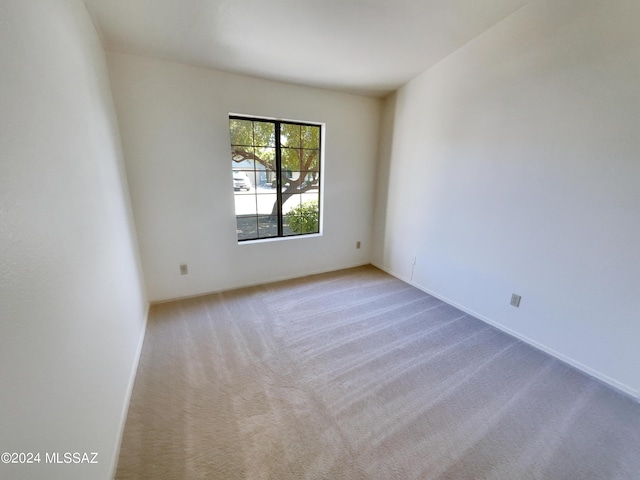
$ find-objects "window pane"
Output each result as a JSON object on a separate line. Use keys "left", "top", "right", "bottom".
{"left": 255, "top": 146, "right": 276, "bottom": 171}
{"left": 229, "top": 117, "right": 321, "bottom": 241}
{"left": 300, "top": 172, "right": 320, "bottom": 191}
{"left": 232, "top": 169, "right": 254, "bottom": 193}
{"left": 302, "top": 125, "right": 320, "bottom": 149}
{"left": 231, "top": 144, "right": 255, "bottom": 166}
{"left": 301, "top": 149, "right": 319, "bottom": 171}
{"left": 253, "top": 121, "right": 275, "bottom": 147}
{"left": 301, "top": 186, "right": 319, "bottom": 204}
{"left": 254, "top": 169, "right": 269, "bottom": 189}
{"left": 236, "top": 215, "right": 258, "bottom": 240}
{"left": 257, "top": 215, "right": 278, "bottom": 238}
{"left": 263, "top": 170, "right": 278, "bottom": 189}
{"left": 234, "top": 192, "right": 257, "bottom": 215}
{"left": 232, "top": 154, "right": 256, "bottom": 171}
{"left": 256, "top": 192, "right": 277, "bottom": 215}
{"left": 281, "top": 147, "right": 300, "bottom": 172}
{"left": 287, "top": 171, "right": 302, "bottom": 183}
{"left": 284, "top": 195, "right": 318, "bottom": 236}
{"left": 230, "top": 119, "right": 253, "bottom": 146}
{"left": 282, "top": 193, "right": 302, "bottom": 215}
{"left": 282, "top": 221, "right": 295, "bottom": 237}
{"left": 281, "top": 123, "right": 301, "bottom": 148}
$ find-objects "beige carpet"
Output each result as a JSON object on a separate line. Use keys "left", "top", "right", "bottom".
{"left": 116, "top": 265, "right": 640, "bottom": 479}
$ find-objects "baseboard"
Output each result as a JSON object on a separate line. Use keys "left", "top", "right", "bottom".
{"left": 371, "top": 262, "right": 640, "bottom": 403}
{"left": 110, "top": 301, "right": 150, "bottom": 479}
{"left": 151, "top": 262, "right": 372, "bottom": 305}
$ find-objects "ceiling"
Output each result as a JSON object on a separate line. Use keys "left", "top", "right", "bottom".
{"left": 84, "top": 0, "right": 530, "bottom": 97}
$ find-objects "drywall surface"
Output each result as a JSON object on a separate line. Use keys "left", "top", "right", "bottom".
{"left": 373, "top": 0, "right": 640, "bottom": 396}
{"left": 107, "top": 52, "right": 380, "bottom": 301}
{"left": 0, "top": 1, "right": 148, "bottom": 479}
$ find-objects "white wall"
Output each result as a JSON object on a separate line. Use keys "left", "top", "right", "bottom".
{"left": 107, "top": 52, "right": 381, "bottom": 302}
{"left": 0, "top": 1, "right": 148, "bottom": 479}
{"left": 373, "top": 0, "right": 640, "bottom": 397}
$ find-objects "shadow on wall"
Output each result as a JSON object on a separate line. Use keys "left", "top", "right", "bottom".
{"left": 371, "top": 92, "right": 397, "bottom": 266}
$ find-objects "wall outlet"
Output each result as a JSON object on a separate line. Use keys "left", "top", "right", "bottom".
{"left": 180, "top": 264, "right": 189, "bottom": 275}
{"left": 510, "top": 293, "right": 521, "bottom": 307}
{"left": 356, "top": 241, "right": 361, "bottom": 249}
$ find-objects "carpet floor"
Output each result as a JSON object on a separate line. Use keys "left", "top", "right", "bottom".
{"left": 116, "top": 265, "right": 640, "bottom": 479}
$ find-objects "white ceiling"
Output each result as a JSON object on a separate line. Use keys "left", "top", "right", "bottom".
{"left": 84, "top": 0, "right": 530, "bottom": 97}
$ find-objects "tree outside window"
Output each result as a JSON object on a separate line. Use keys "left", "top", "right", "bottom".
{"left": 229, "top": 116, "right": 322, "bottom": 241}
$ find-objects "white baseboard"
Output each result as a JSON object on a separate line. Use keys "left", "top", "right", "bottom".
{"left": 110, "top": 301, "right": 150, "bottom": 479}
{"left": 151, "top": 262, "right": 372, "bottom": 305}
{"left": 372, "top": 262, "right": 640, "bottom": 403}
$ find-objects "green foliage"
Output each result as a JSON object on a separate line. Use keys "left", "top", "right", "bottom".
{"left": 230, "top": 119, "right": 275, "bottom": 147}
{"left": 286, "top": 200, "right": 319, "bottom": 234}
{"left": 230, "top": 119, "right": 321, "bottom": 217}
{"left": 231, "top": 118, "right": 320, "bottom": 174}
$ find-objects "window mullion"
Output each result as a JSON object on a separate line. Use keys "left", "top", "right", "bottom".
{"left": 275, "top": 122, "right": 283, "bottom": 237}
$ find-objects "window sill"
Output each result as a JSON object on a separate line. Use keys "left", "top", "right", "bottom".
{"left": 238, "top": 233, "right": 323, "bottom": 245}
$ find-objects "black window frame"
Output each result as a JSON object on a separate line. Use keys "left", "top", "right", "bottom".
{"left": 229, "top": 115, "right": 322, "bottom": 242}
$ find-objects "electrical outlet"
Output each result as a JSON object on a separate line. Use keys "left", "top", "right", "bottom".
{"left": 356, "top": 241, "right": 361, "bottom": 249}
{"left": 180, "top": 264, "right": 189, "bottom": 275}
{"left": 510, "top": 294, "right": 521, "bottom": 307}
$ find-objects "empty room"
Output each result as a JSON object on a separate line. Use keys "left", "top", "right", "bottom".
{"left": 1, "top": 0, "right": 639, "bottom": 479}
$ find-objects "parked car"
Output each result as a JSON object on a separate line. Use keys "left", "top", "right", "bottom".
{"left": 233, "top": 171, "right": 251, "bottom": 191}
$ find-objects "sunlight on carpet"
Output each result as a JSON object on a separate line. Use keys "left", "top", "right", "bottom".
{"left": 116, "top": 265, "right": 640, "bottom": 479}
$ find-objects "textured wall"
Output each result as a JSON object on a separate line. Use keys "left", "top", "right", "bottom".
{"left": 108, "top": 52, "right": 381, "bottom": 302}
{"left": 0, "top": 1, "right": 148, "bottom": 478}
{"left": 373, "top": 0, "right": 640, "bottom": 397}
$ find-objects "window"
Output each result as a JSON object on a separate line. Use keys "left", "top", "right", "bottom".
{"left": 229, "top": 116, "right": 322, "bottom": 242}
